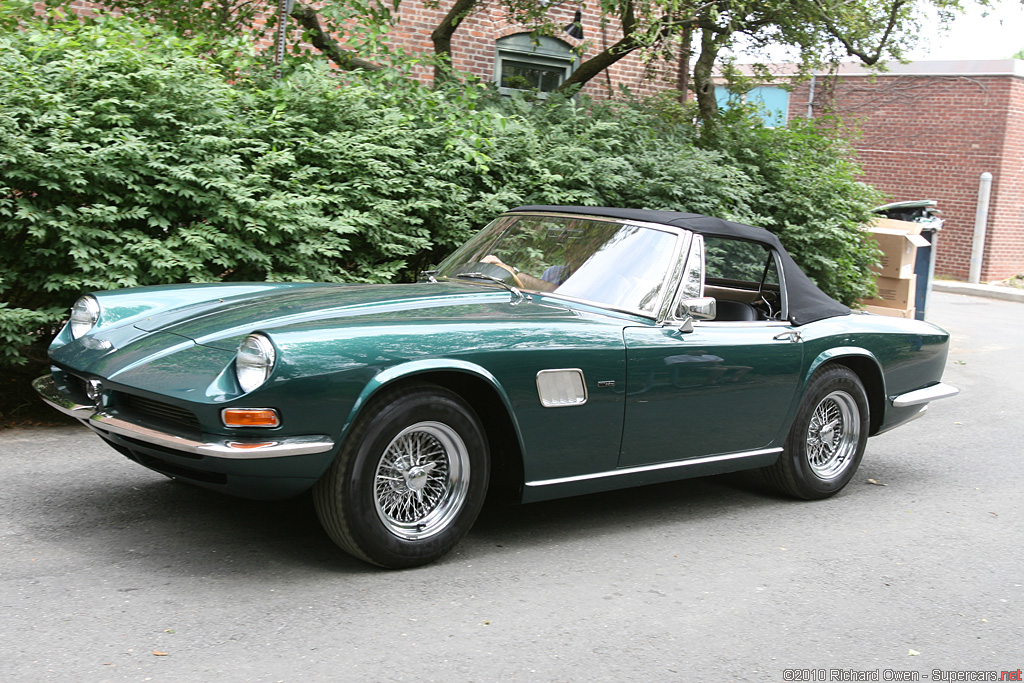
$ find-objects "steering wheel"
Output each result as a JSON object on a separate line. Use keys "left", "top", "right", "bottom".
{"left": 475, "top": 260, "right": 524, "bottom": 288}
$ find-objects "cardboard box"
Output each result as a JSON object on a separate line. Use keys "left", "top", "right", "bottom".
{"left": 860, "top": 304, "right": 917, "bottom": 319}
{"left": 860, "top": 274, "right": 916, "bottom": 310}
{"left": 873, "top": 217, "right": 923, "bottom": 235}
{"left": 867, "top": 227, "right": 931, "bottom": 279}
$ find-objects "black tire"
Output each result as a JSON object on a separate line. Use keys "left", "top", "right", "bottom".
{"left": 313, "top": 382, "right": 489, "bottom": 568}
{"left": 765, "top": 365, "right": 870, "bottom": 500}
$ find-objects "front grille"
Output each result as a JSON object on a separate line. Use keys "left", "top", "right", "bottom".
{"left": 116, "top": 392, "right": 202, "bottom": 434}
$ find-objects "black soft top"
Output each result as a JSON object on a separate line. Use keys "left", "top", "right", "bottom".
{"left": 511, "top": 205, "right": 850, "bottom": 326}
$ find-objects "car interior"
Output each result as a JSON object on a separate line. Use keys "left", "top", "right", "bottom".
{"left": 702, "top": 236, "right": 785, "bottom": 322}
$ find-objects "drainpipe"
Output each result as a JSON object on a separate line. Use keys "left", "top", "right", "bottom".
{"left": 806, "top": 74, "right": 816, "bottom": 118}
{"left": 923, "top": 221, "right": 940, "bottom": 319}
{"left": 275, "top": 0, "right": 294, "bottom": 77}
{"left": 968, "top": 172, "right": 993, "bottom": 284}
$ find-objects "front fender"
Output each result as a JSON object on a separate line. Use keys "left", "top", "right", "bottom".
{"left": 338, "top": 359, "right": 526, "bottom": 457}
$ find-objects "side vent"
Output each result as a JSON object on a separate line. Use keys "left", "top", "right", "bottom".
{"left": 536, "top": 369, "right": 588, "bottom": 408}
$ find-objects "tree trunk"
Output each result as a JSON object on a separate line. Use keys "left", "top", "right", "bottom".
{"left": 677, "top": 27, "right": 692, "bottom": 103}
{"left": 692, "top": 28, "right": 720, "bottom": 133}
{"left": 430, "top": 0, "right": 479, "bottom": 83}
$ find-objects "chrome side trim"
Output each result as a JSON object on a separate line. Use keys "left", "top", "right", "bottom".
{"left": 694, "top": 320, "right": 791, "bottom": 328}
{"left": 525, "top": 447, "right": 783, "bottom": 488}
{"left": 891, "top": 382, "right": 960, "bottom": 407}
{"left": 33, "top": 375, "right": 335, "bottom": 459}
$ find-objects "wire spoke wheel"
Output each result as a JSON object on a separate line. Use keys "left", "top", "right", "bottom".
{"left": 373, "top": 421, "right": 470, "bottom": 540}
{"left": 805, "top": 390, "right": 860, "bottom": 480}
{"left": 314, "top": 383, "right": 489, "bottom": 568}
{"left": 764, "top": 365, "right": 869, "bottom": 500}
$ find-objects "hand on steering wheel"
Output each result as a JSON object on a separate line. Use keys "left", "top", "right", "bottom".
{"left": 481, "top": 255, "right": 525, "bottom": 288}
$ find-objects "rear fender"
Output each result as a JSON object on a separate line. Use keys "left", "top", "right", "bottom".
{"left": 805, "top": 347, "right": 887, "bottom": 435}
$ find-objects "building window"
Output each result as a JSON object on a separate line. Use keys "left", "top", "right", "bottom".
{"left": 495, "top": 34, "right": 575, "bottom": 95}
{"left": 714, "top": 85, "right": 790, "bottom": 127}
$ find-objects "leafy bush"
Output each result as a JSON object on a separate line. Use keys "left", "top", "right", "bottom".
{"left": 705, "top": 106, "right": 882, "bottom": 305}
{"left": 1, "top": 13, "right": 880, "bottom": 372}
{"left": 0, "top": 16, "right": 475, "bottom": 365}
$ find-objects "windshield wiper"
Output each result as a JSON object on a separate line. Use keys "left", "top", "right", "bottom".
{"left": 453, "top": 272, "right": 528, "bottom": 304}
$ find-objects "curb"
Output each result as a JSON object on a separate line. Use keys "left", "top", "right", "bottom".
{"left": 932, "top": 281, "right": 1024, "bottom": 303}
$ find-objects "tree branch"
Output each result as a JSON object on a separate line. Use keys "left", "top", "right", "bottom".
{"left": 813, "top": 0, "right": 908, "bottom": 65}
{"left": 556, "top": 32, "right": 643, "bottom": 91}
{"left": 290, "top": 3, "right": 386, "bottom": 71}
{"left": 555, "top": 1, "right": 714, "bottom": 93}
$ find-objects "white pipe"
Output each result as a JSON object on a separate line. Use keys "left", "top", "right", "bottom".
{"left": 275, "top": 0, "right": 293, "bottom": 74}
{"left": 968, "top": 172, "right": 993, "bottom": 284}
{"left": 922, "top": 225, "right": 939, "bottom": 319}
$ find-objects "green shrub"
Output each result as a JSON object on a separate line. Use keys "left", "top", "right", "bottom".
{"left": 0, "top": 17, "right": 473, "bottom": 365}
{"left": 705, "top": 106, "right": 882, "bottom": 305}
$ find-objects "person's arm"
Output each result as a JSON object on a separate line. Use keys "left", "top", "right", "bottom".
{"left": 481, "top": 255, "right": 557, "bottom": 292}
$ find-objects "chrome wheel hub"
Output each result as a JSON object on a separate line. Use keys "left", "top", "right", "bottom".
{"left": 403, "top": 464, "right": 434, "bottom": 492}
{"left": 373, "top": 422, "right": 470, "bottom": 540}
{"left": 806, "top": 390, "right": 860, "bottom": 480}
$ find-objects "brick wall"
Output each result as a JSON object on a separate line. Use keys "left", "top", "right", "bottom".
{"left": 789, "top": 68, "right": 1024, "bottom": 282}
{"left": 291, "top": 2, "right": 687, "bottom": 98}
{"left": 56, "top": 1, "right": 684, "bottom": 96}
{"left": 390, "top": 3, "right": 685, "bottom": 98}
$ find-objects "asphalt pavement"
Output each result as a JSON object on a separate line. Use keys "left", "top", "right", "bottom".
{"left": 1, "top": 291, "right": 1020, "bottom": 682}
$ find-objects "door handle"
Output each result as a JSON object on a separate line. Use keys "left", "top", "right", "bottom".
{"left": 773, "top": 330, "right": 802, "bottom": 343}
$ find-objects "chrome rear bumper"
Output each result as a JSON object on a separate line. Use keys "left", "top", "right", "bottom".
{"left": 33, "top": 375, "right": 335, "bottom": 460}
{"left": 891, "top": 382, "right": 960, "bottom": 408}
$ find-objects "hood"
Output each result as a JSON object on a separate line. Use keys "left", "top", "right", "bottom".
{"left": 63, "top": 281, "right": 604, "bottom": 359}
{"left": 48, "top": 281, "right": 632, "bottom": 400}
{"left": 139, "top": 282, "right": 586, "bottom": 351}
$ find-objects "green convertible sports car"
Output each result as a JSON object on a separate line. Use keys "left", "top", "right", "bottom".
{"left": 35, "top": 206, "right": 959, "bottom": 568}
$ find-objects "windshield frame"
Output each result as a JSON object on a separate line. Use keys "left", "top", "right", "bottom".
{"left": 433, "top": 211, "right": 692, "bottom": 321}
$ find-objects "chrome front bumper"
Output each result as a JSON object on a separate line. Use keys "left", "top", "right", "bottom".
{"left": 891, "top": 382, "right": 960, "bottom": 408}
{"left": 33, "top": 375, "right": 336, "bottom": 460}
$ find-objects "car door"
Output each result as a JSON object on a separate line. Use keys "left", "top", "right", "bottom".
{"left": 618, "top": 233, "right": 804, "bottom": 467}
{"left": 619, "top": 321, "right": 803, "bottom": 466}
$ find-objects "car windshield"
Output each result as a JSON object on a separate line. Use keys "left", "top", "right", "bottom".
{"left": 434, "top": 215, "right": 680, "bottom": 315}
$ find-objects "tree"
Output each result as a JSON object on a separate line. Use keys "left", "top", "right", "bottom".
{"left": 97, "top": 0, "right": 704, "bottom": 91}
{"left": 87, "top": 0, "right": 989, "bottom": 127}
{"left": 686, "top": 0, "right": 982, "bottom": 131}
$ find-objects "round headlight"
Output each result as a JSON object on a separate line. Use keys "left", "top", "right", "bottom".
{"left": 236, "top": 333, "right": 276, "bottom": 394}
{"left": 69, "top": 296, "right": 100, "bottom": 339}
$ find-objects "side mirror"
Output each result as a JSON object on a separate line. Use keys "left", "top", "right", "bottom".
{"left": 676, "top": 297, "right": 716, "bottom": 333}
{"left": 678, "top": 297, "right": 717, "bottom": 321}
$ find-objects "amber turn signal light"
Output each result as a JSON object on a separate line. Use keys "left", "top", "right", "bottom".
{"left": 222, "top": 408, "right": 280, "bottom": 428}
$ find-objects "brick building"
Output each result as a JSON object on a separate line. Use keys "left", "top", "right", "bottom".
{"left": 61, "top": 0, "right": 685, "bottom": 98}
{"left": 274, "top": 2, "right": 687, "bottom": 99}
{"left": 781, "top": 60, "right": 1024, "bottom": 282}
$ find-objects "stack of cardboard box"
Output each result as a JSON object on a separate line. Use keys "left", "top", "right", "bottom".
{"left": 859, "top": 218, "right": 930, "bottom": 318}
